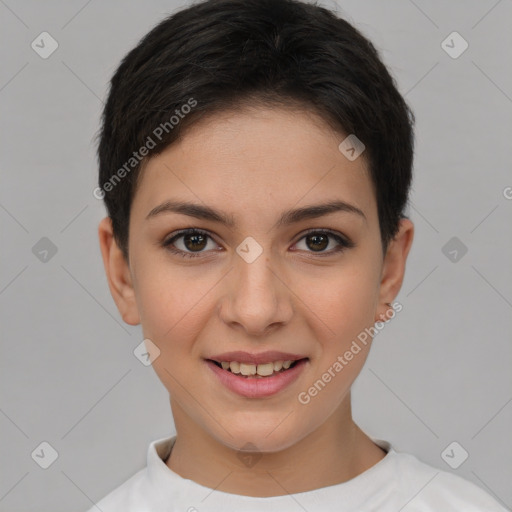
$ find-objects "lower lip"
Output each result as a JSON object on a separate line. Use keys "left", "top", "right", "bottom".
{"left": 205, "top": 359, "right": 308, "bottom": 398}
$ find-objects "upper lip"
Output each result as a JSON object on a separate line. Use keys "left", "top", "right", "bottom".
{"left": 206, "top": 351, "right": 309, "bottom": 365}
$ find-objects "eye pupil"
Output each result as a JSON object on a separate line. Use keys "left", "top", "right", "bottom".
{"left": 184, "top": 233, "right": 207, "bottom": 251}
{"left": 307, "top": 234, "right": 328, "bottom": 251}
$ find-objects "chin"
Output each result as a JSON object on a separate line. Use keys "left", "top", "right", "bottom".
{"left": 212, "top": 422, "right": 304, "bottom": 454}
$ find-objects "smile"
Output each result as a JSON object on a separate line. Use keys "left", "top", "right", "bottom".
{"left": 211, "top": 359, "right": 298, "bottom": 377}
{"left": 205, "top": 358, "right": 309, "bottom": 398}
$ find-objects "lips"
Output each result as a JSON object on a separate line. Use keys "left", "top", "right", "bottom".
{"left": 208, "top": 358, "right": 306, "bottom": 377}
{"left": 205, "top": 350, "right": 308, "bottom": 365}
{"left": 205, "top": 357, "right": 309, "bottom": 398}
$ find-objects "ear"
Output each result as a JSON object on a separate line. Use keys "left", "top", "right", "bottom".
{"left": 98, "top": 217, "right": 140, "bottom": 326}
{"left": 375, "top": 218, "right": 414, "bottom": 322}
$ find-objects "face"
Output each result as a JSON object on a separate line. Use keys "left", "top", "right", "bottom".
{"left": 100, "top": 107, "right": 413, "bottom": 454}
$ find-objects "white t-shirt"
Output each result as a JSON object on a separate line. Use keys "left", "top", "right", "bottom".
{"left": 86, "top": 435, "right": 508, "bottom": 511}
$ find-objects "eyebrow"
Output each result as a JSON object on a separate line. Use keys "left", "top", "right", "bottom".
{"left": 145, "top": 199, "right": 366, "bottom": 227}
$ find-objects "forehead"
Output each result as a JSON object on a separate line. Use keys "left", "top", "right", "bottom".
{"left": 131, "top": 108, "right": 377, "bottom": 228}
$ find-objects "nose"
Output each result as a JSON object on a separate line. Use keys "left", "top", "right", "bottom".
{"left": 218, "top": 252, "right": 293, "bottom": 336}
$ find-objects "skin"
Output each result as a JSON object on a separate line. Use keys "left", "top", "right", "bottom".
{"left": 98, "top": 106, "right": 414, "bottom": 497}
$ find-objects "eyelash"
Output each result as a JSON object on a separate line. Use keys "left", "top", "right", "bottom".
{"left": 162, "top": 228, "right": 355, "bottom": 259}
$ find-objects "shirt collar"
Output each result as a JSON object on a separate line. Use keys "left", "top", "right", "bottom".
{"left": 144, "top": 434, "right": 397, "bottom": 510}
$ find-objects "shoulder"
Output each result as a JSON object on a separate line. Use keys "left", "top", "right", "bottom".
{"left": 387, "top": 448, "right": 508, "bottom": 511}
{"left": 84, "top": 436, "right": 176, "bottom": 512}
{"left": 84, "top": 467, "right": 150, "bottom": 512}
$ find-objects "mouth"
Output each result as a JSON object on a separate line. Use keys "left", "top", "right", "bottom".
{"left": 206, "top": 358, "right": 309, "bottom": 378}
{"left": 204, "top": 357, "right": 310, "bottom": 398}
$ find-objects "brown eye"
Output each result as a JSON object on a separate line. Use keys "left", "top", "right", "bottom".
{"left": 293, "top": 230, "right": 354, "bottom": 255}
{"left": 163, "top": 229, "right": 219, "bottom": 258}
{"left": 183, "top": 232, "right": 208, "bottom": 251}
{"left": 305, "top": 233, "right": 329, "bottom": 252}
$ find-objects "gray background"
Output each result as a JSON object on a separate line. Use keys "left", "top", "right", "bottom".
{"left": 1, "top": 0, "right": 511, "bottom": 510}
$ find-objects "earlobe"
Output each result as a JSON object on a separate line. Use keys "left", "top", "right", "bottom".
{"left": 375, "top": 218, "right": 414, "bottom": 322}
{"left": 98, "top": 217, "right": 141, "bottom": 326}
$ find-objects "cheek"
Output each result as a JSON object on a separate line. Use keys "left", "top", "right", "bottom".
{"left": 134, "top": 266, "right": 214, "bottom": 394}
{"left": 133, "top": 262, "right": 216, "bottom": 347}
{"left": 292, "top": 262, "right": 380, "bottom": 342}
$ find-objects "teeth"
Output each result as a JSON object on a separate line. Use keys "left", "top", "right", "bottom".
{"left": 239, "top": 363, "right": 256, "bottom": 376}
{"left": 218, "top": 360, "right": 297, "bottom": 377}
{"left": 255, "top": 362, "right": 274, "bottom": 376}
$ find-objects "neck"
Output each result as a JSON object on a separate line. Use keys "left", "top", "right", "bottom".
{"left": 165, "top": 394, "right": 386, "bottom": 497}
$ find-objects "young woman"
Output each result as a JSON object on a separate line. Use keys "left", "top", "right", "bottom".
{"left": 92, "top": 1, "right": 507, "bottom": 510}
